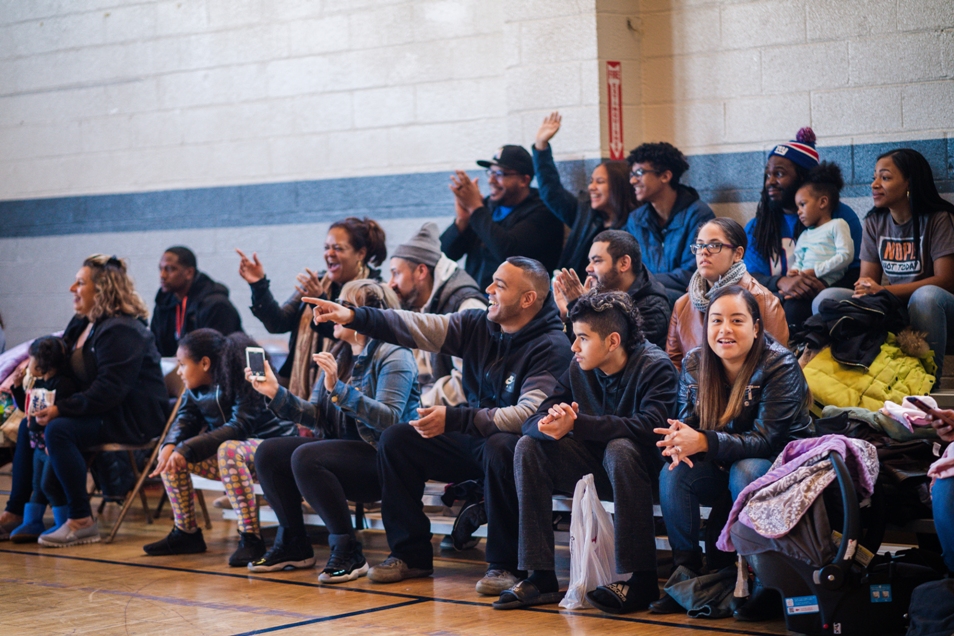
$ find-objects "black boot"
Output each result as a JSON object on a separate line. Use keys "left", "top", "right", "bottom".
{"left": 229, "top": 532, "right": 267, "bottom": 567}
{"left": 648, "top": 550, "right": 702, "bottom": 614}
{"left": 733, "top": 580, "right": 782, "bottom": 622}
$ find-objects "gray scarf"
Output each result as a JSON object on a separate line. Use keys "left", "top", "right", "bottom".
{"left": 688, "top": 261, "right": 747, "bottom": 312}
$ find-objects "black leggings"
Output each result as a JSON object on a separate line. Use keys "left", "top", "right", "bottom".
{"left": 255, "top": 437, "right": 379, "bottom": 541}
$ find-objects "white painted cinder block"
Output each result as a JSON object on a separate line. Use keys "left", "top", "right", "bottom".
{"left": 897, "top": 0, "right": 954, "bottom": 32}
{"left": 902, "top": 82, "right": 954, "bottom": 131}
{"left": 519, "top": 14, "right": 598, "bottom": 66}
{"left": 353, "top": 85, "right": 416, "bottom": 128}
{"left": 812, "top": 86, "right": 904, "bottom": 137}
{"left": 288, "top": 15, "right": 351, "bottom": 57}
{"left": 761, "top": 41, "right": 849, "bottom": 94}
{"left": 805, "top": 0, "right": 897, "bottom": 41}
{"left": 849, "top": 32, "right": 947, "bottom": 87}
{"left": 725, "top": 94, "right": 812, "bottom": 144}
{"left": 415, "top": 78, "right": 506, "bottom": 124}
{"left": 720, "top": 0, "right": 807, "bottom": 49}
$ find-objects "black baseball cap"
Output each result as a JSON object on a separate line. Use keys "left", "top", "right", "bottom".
{"left": 476, "top": 145, "right": 534, "bottom": 177}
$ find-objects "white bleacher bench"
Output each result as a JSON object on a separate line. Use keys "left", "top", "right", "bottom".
{"left": 191, "top": 475, "right": 709, "bottom": 552}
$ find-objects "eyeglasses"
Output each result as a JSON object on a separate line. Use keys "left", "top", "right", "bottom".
{"left": 630, "top": 168, "right": 660, "bottom": 178}
{"left": 689, "top": 242, "right": 737, "bottom": 255}
{"left": 486, "top": 169, "right": 520, "bottom": 180}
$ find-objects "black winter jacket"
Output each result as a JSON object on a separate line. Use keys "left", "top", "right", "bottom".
{"left": 59, "top": 315, "right": 169, "bottom": 445}
{"left": 440, "top": 189, "right": 564, "bottom": 290}
{"left": 627, "top": 268, "right": 672, "bottom": 349}
{"left": 564, "top": 265, "right": 671, "bottom": 350}
{"left": 679, "top": 337, "right": 814, "bottom": 464}
{"left": 524, "top": 339, "right": 677, "bottom": 465}
{"left": 162, "top": 384, "right": 297, "bottom": 463}
{"left": 793, "top": 290, "right": 907, "bottom": 369}
{"left": 151, "top": 271, "right": 244, "bottom": 357}
{"left": 347, "top": 294, "right": 573, "bottom": 437}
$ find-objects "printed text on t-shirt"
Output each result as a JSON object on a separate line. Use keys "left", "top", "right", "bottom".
{"left": 879, "top": 236, "right": 922, "bottom": 275}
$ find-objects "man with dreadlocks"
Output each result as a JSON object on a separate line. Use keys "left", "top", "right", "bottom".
{"left": 743, "top": 128, "right": 863, "bottom": 309}
{"left": 495, "top": 290, "right": 678, "bottom": 614}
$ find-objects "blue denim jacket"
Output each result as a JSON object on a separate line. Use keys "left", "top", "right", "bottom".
{"left": 624, "top": 185, "right": 715, "bottom": 301}
{"left": 267, "top": 339, "right": 420, "bottom": 447}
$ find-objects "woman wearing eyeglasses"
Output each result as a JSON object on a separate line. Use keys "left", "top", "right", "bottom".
{"left": 247, "top": 279, "right": 420, "bottom": 583}
{"left": 665, "top": 218, "right": 789, "bottom": 370}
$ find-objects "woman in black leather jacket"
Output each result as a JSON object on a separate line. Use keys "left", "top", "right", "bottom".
{"left": 143, "top": 329, "right": 297, "bottom": 566}
{"left": 651, "top": 285, "right": 813, "bottom": 616}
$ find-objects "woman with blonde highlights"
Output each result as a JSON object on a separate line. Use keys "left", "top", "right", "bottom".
{"left": 11, "top": 254, "right": 168, "bottom": 547}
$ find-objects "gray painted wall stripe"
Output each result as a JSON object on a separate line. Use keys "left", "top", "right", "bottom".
{"left": 3, "top": 138, "right": 952, "bottom": 238}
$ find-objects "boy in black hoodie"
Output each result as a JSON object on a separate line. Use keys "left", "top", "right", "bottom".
{"left": 306, "top": 257, "right": 572, "bottom": 595}
{"left": 495, "top": 290, "right": 678, "bottom": 613}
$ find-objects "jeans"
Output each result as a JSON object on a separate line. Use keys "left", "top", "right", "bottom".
{"left": 44, "top": 416, "right": 108, "bottom": 519}
{"left": 659, "top": 458, "right": 772, "bottom": 556}
{"left": 933, "top": 477, "right": 954, "bottom": 573}
{"left": 255, "top": 436, "right": 380, "bottom": 546}
{"left": 813, "top": 284, "right": 954, "bottom": 376}
{"left": 514, "top": 435, "right": 658, "bottom": 574}
{"left": 5, "top": 420, "right": 33, "bottom": 516}
{"left": 31, "top": 450, "right": 67, "bottom": 507}
{"left": 376, "top": 424, "right": 520, "bottom": 571}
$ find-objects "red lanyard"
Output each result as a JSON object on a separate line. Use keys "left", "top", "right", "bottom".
{"left": 175, "top": 296, "right": 188, "bottom": 340}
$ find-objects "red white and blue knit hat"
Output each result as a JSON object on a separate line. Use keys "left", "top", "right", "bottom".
{"left": 769, "top": 127, "right": 819, "bottom": 170}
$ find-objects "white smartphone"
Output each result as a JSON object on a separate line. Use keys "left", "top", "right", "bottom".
{"left": 246, "top": 347, "right": 266, "bottom": 381}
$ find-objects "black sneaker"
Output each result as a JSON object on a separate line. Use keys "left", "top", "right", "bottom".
{"left": 451, "top": 502, "right": 486, "bottom": 551}
{"left": 228, "top": 532, "right": 267, "bottom": 567}
{"left": 248, "top": 537, "right": 316, "bottom": 572}
{"left": 319, "top": 544, "right": 370, "bottom": 583}
{"left": 143, "top": 527, "right": 207, "bottom": 556}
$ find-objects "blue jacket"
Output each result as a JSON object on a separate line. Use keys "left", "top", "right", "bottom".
{"left": 624, "top": 186, "right": 715, "bottom": 302}
{"left": 744, "top": 201, "right": 862, "bottom": 291}
{"left": 532, "top": 145, "right": 618, "bottom": 279}
{"left": 266, "top": 339, "right": 420, "bottom": 448}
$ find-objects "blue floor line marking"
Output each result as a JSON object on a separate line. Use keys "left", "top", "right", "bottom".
{"left": 228, "top": 600, "right": 426, "bottom": 636}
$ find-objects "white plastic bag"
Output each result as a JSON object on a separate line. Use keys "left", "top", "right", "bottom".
{"left": 560, "top": 473, "right": 617, "bottom": 609}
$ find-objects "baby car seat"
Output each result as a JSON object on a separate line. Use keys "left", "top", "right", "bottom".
{"left": 731, "top": 452, "right": 940, "bottom": 635}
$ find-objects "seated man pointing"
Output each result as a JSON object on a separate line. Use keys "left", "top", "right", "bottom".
{"left": 305, "top": 257, "right": 572, "bottom": 596}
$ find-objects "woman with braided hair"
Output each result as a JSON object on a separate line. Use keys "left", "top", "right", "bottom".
{"left": 496, "top": 290, "right": 679, "bottom": 614}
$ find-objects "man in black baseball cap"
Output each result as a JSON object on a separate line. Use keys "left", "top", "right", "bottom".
{"left": 441, "top": 145, "right": 564, "bottom": 289}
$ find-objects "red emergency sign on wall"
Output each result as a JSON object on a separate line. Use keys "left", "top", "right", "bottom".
{"left": 606, "top": 61, "right": 623, "bottom": 160}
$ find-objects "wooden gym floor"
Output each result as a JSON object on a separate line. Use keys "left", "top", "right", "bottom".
{"left": 0, "top": 476, "right": 791, "bottom": 635}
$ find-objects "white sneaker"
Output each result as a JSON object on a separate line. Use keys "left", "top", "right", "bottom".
{"left": 38, "top": 520, "right": 101, "bottom": 547}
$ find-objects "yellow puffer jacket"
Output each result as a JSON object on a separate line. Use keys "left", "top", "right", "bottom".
{"left": 804, "top": 333, "right": 936, "bottom": 411}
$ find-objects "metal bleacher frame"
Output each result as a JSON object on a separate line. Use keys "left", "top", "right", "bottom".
{"left": 191, "top": 475, "right": 710, "bottom": 552}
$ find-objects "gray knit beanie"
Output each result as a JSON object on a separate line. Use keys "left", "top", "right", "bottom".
{"left": 392, "top": 222, "right": 442, "bottom": 268}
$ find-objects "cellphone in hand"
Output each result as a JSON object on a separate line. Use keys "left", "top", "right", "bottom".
{"left": 246, "top": 347, "right": 266, "bottom": 380}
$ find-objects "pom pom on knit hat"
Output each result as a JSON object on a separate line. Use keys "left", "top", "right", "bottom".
{"left": 770, "top": 127, "right": 820, "bottom": 170}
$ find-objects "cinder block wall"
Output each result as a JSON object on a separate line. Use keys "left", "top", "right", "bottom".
{"left": 1, "top": 0, "right": 952, "bottom": 349}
